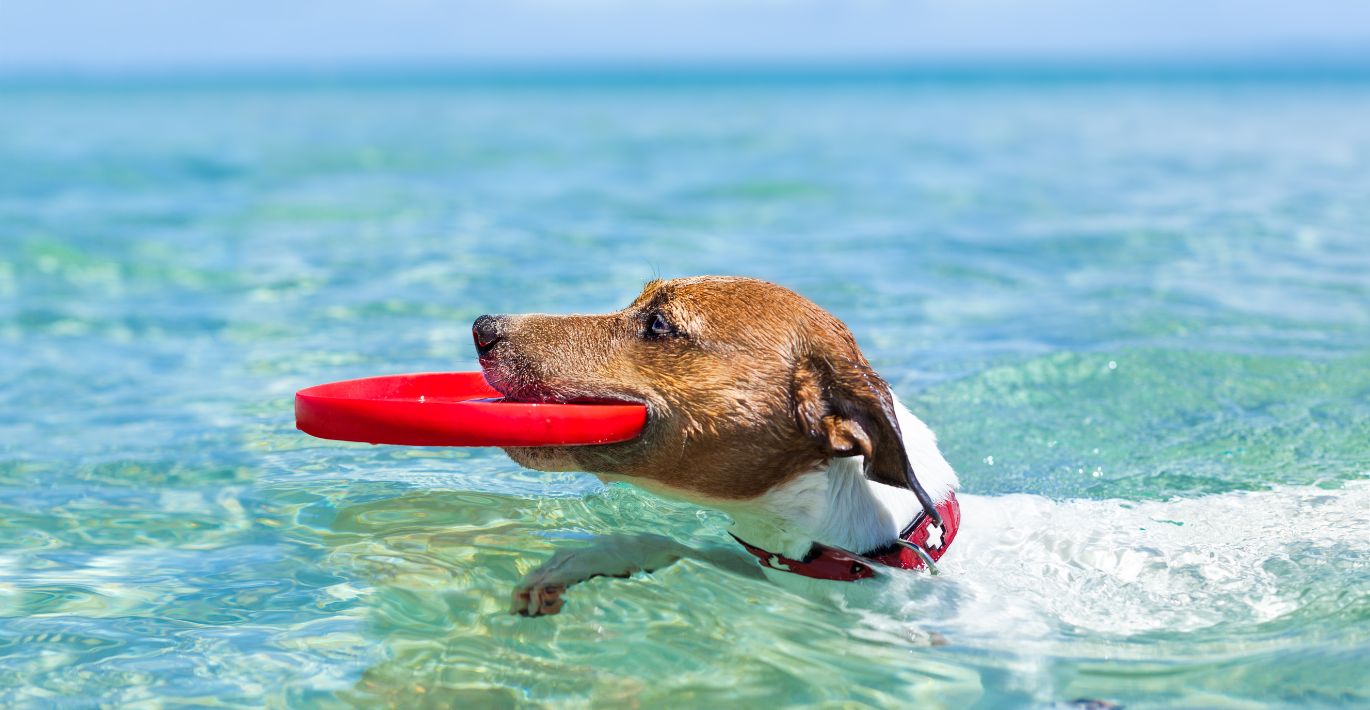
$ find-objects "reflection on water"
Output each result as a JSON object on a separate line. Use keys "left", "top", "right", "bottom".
{"left": 2, "top": 75, "right": 1369, "bottom": 706}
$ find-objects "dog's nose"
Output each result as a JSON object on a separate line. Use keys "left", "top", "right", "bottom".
{"left": 472, "top": 314, "right": 504, "bottom": 356}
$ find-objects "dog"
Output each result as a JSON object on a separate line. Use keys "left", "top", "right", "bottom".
{"left": 473, "top": 276, "right": 960, "bottom": 616}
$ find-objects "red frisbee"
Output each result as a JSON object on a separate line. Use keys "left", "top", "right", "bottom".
{"left": 295, "top": 372, "right": 647, "bottom": 447}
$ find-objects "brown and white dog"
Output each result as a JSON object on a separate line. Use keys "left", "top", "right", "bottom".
{"left": 473, "top": 276, "right": 960, "bottom": 616}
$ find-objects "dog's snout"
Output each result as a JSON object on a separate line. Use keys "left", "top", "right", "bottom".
{"left": 473, "top": 314, "right": 505, "bottom": 356}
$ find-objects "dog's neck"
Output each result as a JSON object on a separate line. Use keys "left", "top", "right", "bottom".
{"left": 719, "top": 396, "right": 959, "bottom": 559}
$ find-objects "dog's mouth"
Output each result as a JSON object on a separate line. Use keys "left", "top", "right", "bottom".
{"left": 482, "top": 366, "right": 652, "bottom": 455}
{"left": 479, "top": 360, "right": 648, "bottom": 412}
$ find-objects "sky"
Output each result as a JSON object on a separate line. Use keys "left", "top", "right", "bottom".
{"left": 1, "top": 0, "right": 1368, "bottom": 72}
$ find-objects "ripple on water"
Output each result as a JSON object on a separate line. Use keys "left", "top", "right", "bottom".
{"left": 922, "top": 349, "right": 1370, "bottom": 499}
{"left": 3, "top": 78, "right": 1370, "bottom": 706}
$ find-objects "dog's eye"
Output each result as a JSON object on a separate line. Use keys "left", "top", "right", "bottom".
{"left": 646, "top": 313, "right": 675, "bottom": 338}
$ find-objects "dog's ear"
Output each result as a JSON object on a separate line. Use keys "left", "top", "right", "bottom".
{"left": 791, "top": 334, "right": 943, "bottom": 524}
{"left": 792, "top": 351, "right": 907, "bottom": 489}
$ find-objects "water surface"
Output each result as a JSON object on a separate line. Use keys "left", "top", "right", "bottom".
{"left": 2, "top": 73, "right": 1368, "bottom": 707}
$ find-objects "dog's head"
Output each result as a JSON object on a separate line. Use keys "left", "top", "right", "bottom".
{"left": 474, "top": 276, "right": 925, "bottom": 503}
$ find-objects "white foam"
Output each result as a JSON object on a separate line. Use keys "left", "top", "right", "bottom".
{"left": 895, "top": 481, "right": 1370, "bottom": 638}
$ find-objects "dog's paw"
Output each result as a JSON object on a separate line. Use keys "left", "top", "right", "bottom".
{"left": 509, "top": 547, "right": 609, "bottom": 617}
{"left": 510, "top": 579, "right": 567, "bottom": 617}
{"left": 508, "top": 535, "right": 687, "bottom": 617}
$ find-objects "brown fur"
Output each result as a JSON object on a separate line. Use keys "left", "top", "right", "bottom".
{"left": 478, "top": 276, "right": 915, "bottom": 502}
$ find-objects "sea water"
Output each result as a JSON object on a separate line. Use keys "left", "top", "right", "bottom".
{"left": 1, "top": 71, "right": 1368, "bottom": 707}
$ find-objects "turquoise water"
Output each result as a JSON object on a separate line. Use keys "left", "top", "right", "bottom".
{"left": 2, "top": 74, "right": 1369, "bottom": 707}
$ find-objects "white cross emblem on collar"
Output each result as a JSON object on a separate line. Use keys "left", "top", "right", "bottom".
{"left": 924, "top": 523, "right": 944, "bottom": 550}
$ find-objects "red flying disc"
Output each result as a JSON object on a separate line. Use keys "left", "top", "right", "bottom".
{"left": 295, "top": 372, "right": 647, "bottom": 447}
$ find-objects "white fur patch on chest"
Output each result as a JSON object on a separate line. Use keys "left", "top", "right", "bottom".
{"left": 721, "top": 396, "right": 959, "bottom": 559}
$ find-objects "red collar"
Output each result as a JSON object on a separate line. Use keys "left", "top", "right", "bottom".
{"left": 731, "top": 492, "right": 960, "bottom": 582}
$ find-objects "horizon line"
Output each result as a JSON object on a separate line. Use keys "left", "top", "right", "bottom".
{"left": 6, "top": 53, "right": 1370, "bottom": 87}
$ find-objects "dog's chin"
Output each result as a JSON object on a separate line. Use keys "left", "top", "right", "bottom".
{"left": 501, "top": 446, "right": 580, "bottom": 472}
